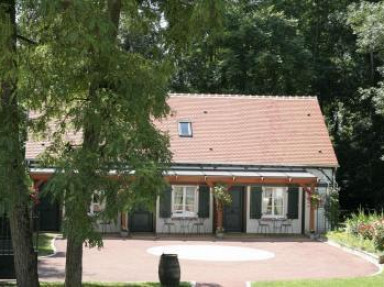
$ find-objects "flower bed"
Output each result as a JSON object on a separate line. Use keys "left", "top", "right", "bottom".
{"left": 326, "top": 210, "right": 384, "bottom": 262}
{"left": 344, "top": 211, "right": 384, "bottom": 252}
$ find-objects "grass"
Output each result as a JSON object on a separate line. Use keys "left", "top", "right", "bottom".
{"left": 82, "top": 284, "right": 191, "bottom": 287}
{"left": 0, "top": 283, "right": 191, "bottom": 287}
{"left": 251, "top": 270, "right": 383, "bottom": 287}
{"left": 325, "top": 231, "right": 378, "bottom": 255}
{"left": 35, "top": 233, "right": 57, "bottom": 256}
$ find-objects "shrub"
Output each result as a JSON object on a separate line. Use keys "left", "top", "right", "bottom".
{"left": 324, "top": 188, "right": 340, "bottom": 230}
{"left": 358, "top": 223, "right": 375, "bottom": 240}
{"left": 372, "top": 219, "right": 384, "bottom": 251}
{"left": 345, "top": 212, "right": 365, "bottom": 234}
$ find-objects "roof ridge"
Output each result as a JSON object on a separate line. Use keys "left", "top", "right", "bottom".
{"left": 169, "top": 93, "right": 317, "bottom": 100}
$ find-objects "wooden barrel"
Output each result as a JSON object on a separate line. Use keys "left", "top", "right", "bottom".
{"left": 158, "top": 254, "right": 180, "bottom": 287}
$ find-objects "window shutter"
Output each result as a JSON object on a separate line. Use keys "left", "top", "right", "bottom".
{"left": 287, "top": 187, "right": 299, "bottom": 219}
{"left": 250, "top": 186, "right": 262, "bottom": 219}
{"left": 159, "top": 187, "right": 172, "bottom": 218}
{"left": 198, "top": 185, "right": 210, "bottom": 218}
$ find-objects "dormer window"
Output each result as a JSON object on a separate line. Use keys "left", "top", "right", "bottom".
{"left": 178, "top": 121, "right": 192, "bottom": 137}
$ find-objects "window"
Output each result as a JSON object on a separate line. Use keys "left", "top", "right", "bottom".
{"left": 172, "top": 185, "right": 198, "bottom": 217}
{"left": 178, "top": 121, "right": 192, "bottom": 137}
{"left": 88, "top": 192, "right": 104, "bottom": 215}
{"left": 262, "top": 187, "right": 286, "bottom": 218}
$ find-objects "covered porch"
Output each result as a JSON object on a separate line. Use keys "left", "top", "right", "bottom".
{"left": 124, "top": 169, "right": 324, "bottom": 236}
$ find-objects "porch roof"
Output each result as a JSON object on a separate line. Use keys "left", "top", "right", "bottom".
{"left": 165, "top": 170, "right": 316, "bottom": 179}
{"left": 29, "top": 167, "right": 318, "bottom": 186}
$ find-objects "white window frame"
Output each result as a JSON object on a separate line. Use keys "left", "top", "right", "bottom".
{"left": 171, "top": 185, "right": 198, "bottom": 217}
{"left": 262, "top": 186, "right": 287, "bottom": 218}
{"left": 178, "top": 121, "right": 193, "bottom": 137}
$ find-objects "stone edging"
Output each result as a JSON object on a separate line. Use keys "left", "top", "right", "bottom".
{"left": 319, "top": 237, "right": 383, "bottom": 276}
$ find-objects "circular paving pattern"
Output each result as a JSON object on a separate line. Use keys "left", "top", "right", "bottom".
{"left": 147, "top": 244, "right": 275, "bottom": 262}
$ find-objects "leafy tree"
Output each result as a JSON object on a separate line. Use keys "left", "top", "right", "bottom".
{"left": 172, "top": 1, "right": 313, "bottom": 95}
{"left": 342, "top": 1, "right": 384, "bottom": 210}
{"left": 22, "top": 1, "right": 224, "bottom": 286}
{"left": 0, "top": 1, "right": 40, "bottom": 286}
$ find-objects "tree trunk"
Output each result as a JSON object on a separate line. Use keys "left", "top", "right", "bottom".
{"left": 64, "top": 2, "right": 122, "bottom": 286}
{"left": 9, "top": 204, "right": 40, "bottom": 287}
{"left": 215, "top": 202, "right": 223, "bottom": 232}
{"left": 0, "top": 1, "right": 39, "bottom": 286}
{"left": 64, "top": 233, "right": 83, "bottom": 287}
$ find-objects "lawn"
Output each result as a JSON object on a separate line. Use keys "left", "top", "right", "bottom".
{"left": 251, "top": 270, "right": 383, "bottom": 287}
{"left": 0, "top": 283, "right": 191, "bottom": 287}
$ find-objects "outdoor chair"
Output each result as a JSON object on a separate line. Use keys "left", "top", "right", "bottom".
{"left": 257, "top": 219, "right": 270, "bottom": 234}
{"left": 177, "top": 217, "right": 190, "bottom": 235}
{"left": 162, "top": 218, "right": 175, "bottom": 235}
{"left": 191, "top": 218, "right": 206, "bottom": 235}
{"left": 280, "top": 219, "right": 293, "bottom": 234}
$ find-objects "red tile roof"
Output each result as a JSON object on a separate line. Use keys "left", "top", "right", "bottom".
{"left": 26, "top": 93, "right": 338, "bottom": 167}
{"left": 156, "top": 93, "right": 338, "bottom": 167}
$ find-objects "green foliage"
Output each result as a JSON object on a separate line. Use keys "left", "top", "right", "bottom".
{"left": 324, "top": 187, "right": 340, "bottom": 230}
{"left": 213, "top": 183, "right": 232, "bottom": 208}
{"left": 16, "top": 0, "right": 223, "bottom": 249}
{"left": 348, "top": 2, "right": 384, "bottom": 54}
{"left": 35, "top": 233, "right": 57, "bottom": 257}
{"left": 172, "top": 1, "right": 313, "bottom": 95}
{"left": 0, "top": 282, "right": 192, "bottom": 287}
{"left": 251, "top": 269, "right": 384, "bottom": 287}
{"left": 309, "top": 192, "right": 322, "bottom": 208}
{"left": 326, "top": 230, "right": 377, "bottom": 255}
{"left": 343, "top": 209, "right": 384, "bottom": 252}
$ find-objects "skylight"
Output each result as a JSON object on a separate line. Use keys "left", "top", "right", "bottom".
{"left": 178, "top": 121, "right": 192, "bottom": 137}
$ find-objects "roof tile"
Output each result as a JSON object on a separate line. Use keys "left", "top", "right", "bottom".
{"left": 26, "top": 93, "right": 338, "bottom": 167}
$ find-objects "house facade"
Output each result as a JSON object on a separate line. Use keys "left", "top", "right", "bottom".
{"left": 27, "top": 93, "right": 338, "bottom": 235}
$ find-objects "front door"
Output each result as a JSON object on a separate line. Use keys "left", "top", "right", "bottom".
{"left": 129, "top": 206, "right": 154, "bottom": 233}
{"left": 223, "top": 186, "right": 244, "bottom": 232}
{"left": 37, "top": 192, "right": 61, "bottom": 232}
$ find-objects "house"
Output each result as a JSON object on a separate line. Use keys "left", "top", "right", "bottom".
{"left": 27, "top": 93, "right": 338, "bottom": 235}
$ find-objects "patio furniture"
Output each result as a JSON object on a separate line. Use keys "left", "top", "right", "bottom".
{"left": 100, "top": 220, "right": 113, "bottom": 233}
{"left": 280, "top": 219, "right": 293, "bottom": 233}
{"left": 272, "top": 218, "right": 285, "bottom": 233}
{"left": 191, "top": 218, "right": 206, "bottom": 235}
{"left": 257, "top": 219, "right": 270, "bottom": 234}
{"left": 178, "top": 218, "right": 189, "bottom": 235}
{"left": 162, "top": 218, "right": 176, "bottom": 235}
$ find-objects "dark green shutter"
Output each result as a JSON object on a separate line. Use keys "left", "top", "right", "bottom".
{"left": 159, "top": 187, "right": 172, "bottom": 218}
{"left": 287, "top": 187, "right": 299, "bottom": 219}
{"left": 198, "top": 185, "right": 210, "bottom": 218}
{"left": 250, "top": 186, "right": 262, "bottom": 219}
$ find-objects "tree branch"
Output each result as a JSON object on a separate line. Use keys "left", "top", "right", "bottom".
{"left": 16, "top": 34, "right": 38, "bottom": 45}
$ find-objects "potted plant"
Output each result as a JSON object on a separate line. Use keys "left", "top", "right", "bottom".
{"left": 310, "top": 192, "right": 322, "bottom": 208}
{"left": 213, "top": 183, "right": 232, "bottom": 238}
{"left": 309, "top": 230, "right": 318, "bottom": 240}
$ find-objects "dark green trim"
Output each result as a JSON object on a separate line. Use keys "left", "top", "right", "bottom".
{"left": 159, "top": 187, "right": 172, "bottom": 218}
{"left": 287, "top": 187, "right": 299, "bottom": 219}
{"left": 198, "top": 185, "right": 210, "bottom": 218}
{"left": 250, "top": 186, "right": 262, "bottom": 219}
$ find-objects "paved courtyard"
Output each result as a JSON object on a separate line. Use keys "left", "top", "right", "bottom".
{"left": 38, "top": 235, "right": 379, "bottom": 287}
